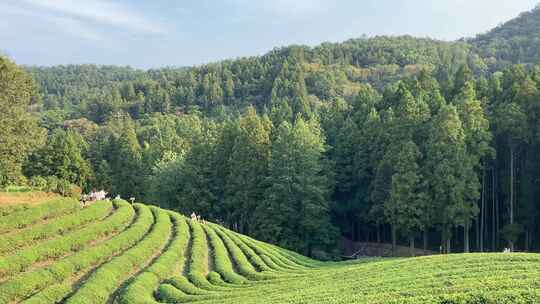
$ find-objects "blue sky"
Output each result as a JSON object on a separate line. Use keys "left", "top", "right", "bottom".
{"left": 1, "top": 0, "right": 538, "bottom": 69}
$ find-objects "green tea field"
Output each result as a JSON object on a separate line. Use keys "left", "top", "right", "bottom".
{"left": 1, "top": 198, "right": 539, "bottom": 304}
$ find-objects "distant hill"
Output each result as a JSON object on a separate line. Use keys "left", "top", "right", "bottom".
{"left": 22, "top": 5, "right": 540, "bottom": 120}
{"left": 471, "top": 5, "right": 540, "bottom": 68}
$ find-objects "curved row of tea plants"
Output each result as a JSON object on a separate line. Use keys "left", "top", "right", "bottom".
{"left": 0, "top": 200, "right": 132, "bottom": 279}
{"left": 0, "top": 200, "right": 143, "bottom": 303}
{"left": 0, "top": 200, "right": 112, "bottom": 254}
{"left": 0, "top": 198, "right": 79, "bottom": 233}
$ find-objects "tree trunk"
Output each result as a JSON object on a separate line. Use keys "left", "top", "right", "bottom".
{"left": 410, "top": 236, "right": 415, "bottom": 257}
{"left": 480, "top": 166, "right": 486, "bottom": 252}
{"left": 525, "top": 230, "right": 529, "bottom": 252}
{"left": 509, "top": 144, "right": 515, "bottom": 252}
{"left": 365, "top": 226, "right": 370, "bottom": 242}
{"left": 376, "top": 224, "right": 382, "bottom": 256}
{"left": 475, "top": 217, "right": 479, "bottom": 251}
{"left": 492, "top": 167, "right": 496, "bottom": 252}
{"left": 529, "top": 229, "right": 534, "bottom": 251}
{"left": 351, "top": 218, "right": 355, "bottom": 242}
{"left": 495, "top": 167, "right": 500, "bottom": 250}
{"left": 446, "top": 237, "right": 451, "bottom": 254}
{"left": 464, "top": 223, "right": 470, "bottom": 253}
{"left": 391, "top": 223, "right": 397, "bottom": 257}
{"left": 423, "top": 229, "right": 428, "bottom": 255}
{"left": 441, "top": 231, "right": 445, "bottom": 254}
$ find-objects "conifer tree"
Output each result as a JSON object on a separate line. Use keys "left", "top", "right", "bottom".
{"left": 270, "top": 58, "right": 311, "bottom": 119}
{"left": 387, "top": 141, "right": 423, "bottom": 256}
{"left": 108, "top": 115, "right": 144, "bottom": 198}
{"left": 258, "top": 118, "right": 336, "bottom": 256}
{"left": 424, "top": 104, "right": 471, "bottom": 253}
{"left": 223, "top": 107, "right": 271, "bottom": 234}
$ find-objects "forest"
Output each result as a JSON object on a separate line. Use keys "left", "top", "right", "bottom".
{"left": 3, "top": 5, "right": 540, "bottom": 259}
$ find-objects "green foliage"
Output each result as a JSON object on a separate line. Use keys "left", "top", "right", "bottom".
{"left": 387, "top": 141, "right": 423, "bottom": 236}
{"left": 28, "top": 176, "right": 47, "bottom": 191}
{"left": 1, "top": 199, "right": 539, "bottom": 303}
{"left": 185, "top": 218, "right": 230, "bottom": 291}
{"left": 116, "top": 213, "right": 190, "bottom": 304}
{"left": 108, "top": 114, "right": 145, "bottom": 198}
{"left": 65, "top": 206, "right": 171, "bottom": 303}
{"left": 24, "top": 129, "right": 93, "bottom": 189}
{"left": 255, "top": 118, "right": 337, "bottom": 256}
{"left": 472, "top": 5, "right": 540, "bottom": 68}
{"left": 0, "top": 199, "right": 132, "bottom": 278}
{"left": 0, "top": 56, "right": 45, "bottom": 187}
{"left": 424, "top": 104, "right": 474, "bottom": 231}
{"left": 3, "top": 185, "right": 32, "bottom": 193}
{"left": 0, "top": 200, "right": 111, "bottom": 254}
{"left": 0, "top": 201, "right": 147, "bottom": 303}
{"left": 0, "top": 198, "right": 79, "bottom": 233}
{"left": 501, "top": 223, "right": 525, "bottom": 245}
{"left": 8, "top": 6, "right": 540, "bottom": 258}
{"left": 202, "top": 224, "right": 247, "bottom": 284}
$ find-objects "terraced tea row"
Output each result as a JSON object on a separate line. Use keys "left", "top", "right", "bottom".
{"left": 1, "top": 200, "right": 540, "bottom": 303}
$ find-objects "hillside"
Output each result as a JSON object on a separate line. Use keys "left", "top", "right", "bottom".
{"left": 471, "top": 4, "right": 540, "bottom": 68}
{"left": 0, "top": 198, "right": 539, "bottom": 304}
{"left": 25, "top": 36, "right": 476, "bottom": 124}
{"left": 26, "top": 6, "right": 540, "bottom": 122}
{"left": 0, "top": 191, "right": 58, "bottom": 207}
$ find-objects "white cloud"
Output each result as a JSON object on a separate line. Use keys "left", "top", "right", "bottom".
{"left": 232, "top": 0, "right": 330, "bottom": 18}
{"left": 21, "top": 0, "right": 165, "bottom": 34}
{"left": 49, "top": 16, "right": 103, "bottom": 41}
{"left": 0, "top": 2, "right": 104, "bottom": 41}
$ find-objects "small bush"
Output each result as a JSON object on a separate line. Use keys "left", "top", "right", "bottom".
{"left": 45, "top": 176, "right": 59, "bottom": 192}
{"left": 29, "top": 176, "right": 47, "bottom": 191}
{"left": 66, "top": 185, "right": 82, "bottom": 200}
{"left": 56, "top": 179, "right": 71, "bottom": 196}
{"left": 5, "top": 185, "right": 32, "bottom": 192}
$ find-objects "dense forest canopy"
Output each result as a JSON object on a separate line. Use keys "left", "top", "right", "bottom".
{"left": 4, "top": 6, "right": 540, "bottom": 258}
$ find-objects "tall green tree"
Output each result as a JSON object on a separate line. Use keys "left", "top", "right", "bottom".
{"left": 387, "top": 141, "right": 423, "bottom": 256}
{"left": 107, "top": 115, "right": 144, "bottom": 198}
{"left": 454, "top": 81, "right": 493, "bottom": 251}
{"left": 222, "top": 107, "right": 271, "bottom": 234}
{"left": 257, "top": 118, "right": 336, "bottom": 256}
{"left": 25, "top": 129, "right": 92, "bottom": 189}
{"left": 270, "top": 57, "right": 311, "bottom": 119}
{"left": 424, "top": 104, "right": 472, "bottom": 253}
{"left": 0, "top": 56, "right": 45, "bottom": 186}
{"left": 493, "top": 100, "right": 528, "bottom": 251}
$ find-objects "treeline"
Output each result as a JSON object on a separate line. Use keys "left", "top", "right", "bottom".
{"left": 27, "top": 36, "right": 479, "bottom": 124}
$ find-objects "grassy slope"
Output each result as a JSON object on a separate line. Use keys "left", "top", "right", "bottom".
{"left": 0, "top": 191, "right": 59, "bottom": 207}
{"left": 0, "top": 199, "right": 539, "bottom": 304}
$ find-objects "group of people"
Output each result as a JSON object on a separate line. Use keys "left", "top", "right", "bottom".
{"left": 190, "top": 212, "right": 206, "bottom": 224}
{"left": 81, "top": 189, "right": 136, "bottom": 206}
{"left": 81, "top": 189, "right": 108, "bottom": 206}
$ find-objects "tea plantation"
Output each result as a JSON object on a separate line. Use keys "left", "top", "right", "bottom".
{"left": 1, "top": 198, "right": 539, "bottom": 304}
